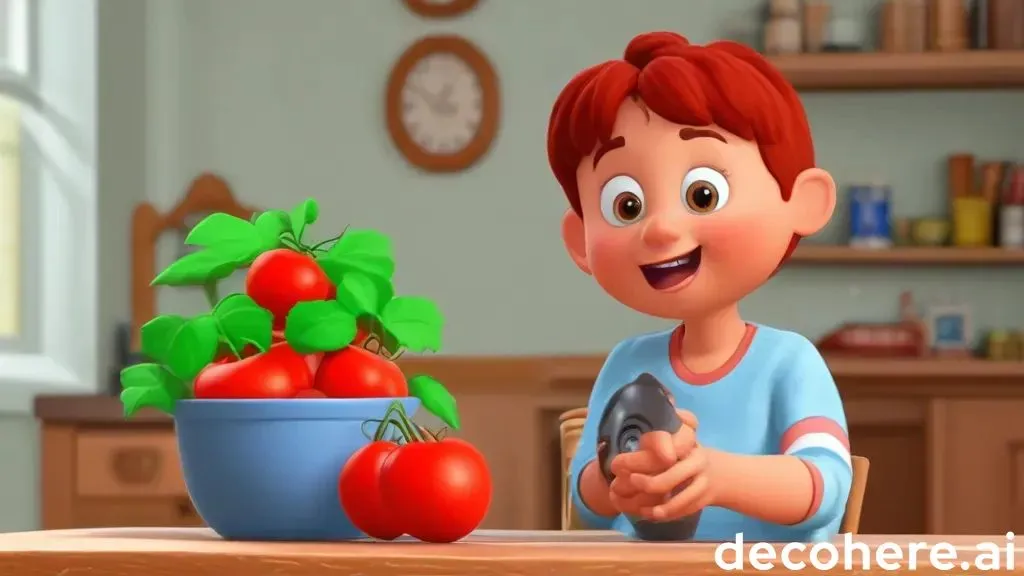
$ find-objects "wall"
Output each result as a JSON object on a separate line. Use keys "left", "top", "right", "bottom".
{"left": 1, "top": 0, "right": 1022, "bottom": 532}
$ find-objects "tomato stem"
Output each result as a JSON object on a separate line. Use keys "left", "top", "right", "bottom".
{"left": 390, "top": 416, "right": 419, "bottom": 444}
{"left": 390, "top": 401, "right": 426, "bottom": 443}
{"left": 361, "top": 334, "right": 383, "bottom": 354}
{"left": 308, "top": 230, "right": 345, "bottom": 251}
{"left": 372, "top": 403, "right": 403, "bottom": 441}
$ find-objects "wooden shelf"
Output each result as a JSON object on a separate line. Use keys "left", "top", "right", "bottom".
{"left": 769, "top": 50, "right": 1024, "bottom": 90}
{"left": 791, "top": 245, "right": 1024, "bottom": 265}
{"left": 824, "top": 356, "right": 1024, "bottom": 379}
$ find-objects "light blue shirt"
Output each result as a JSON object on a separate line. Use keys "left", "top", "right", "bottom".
{"left": 570, "top": 324, "right": 852, "bottom": 542}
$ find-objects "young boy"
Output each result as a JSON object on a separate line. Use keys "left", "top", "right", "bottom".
{"left": 547, "top": 31, "right": 851, "bottom": 542}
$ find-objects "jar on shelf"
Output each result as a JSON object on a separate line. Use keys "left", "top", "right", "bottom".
{"left": 986, "top": 330, "right": 1010, "bottom": 360}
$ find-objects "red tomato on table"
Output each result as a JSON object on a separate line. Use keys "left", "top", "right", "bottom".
{"left": 338, "top": 441, "right": 402, "bottom": 540}
{"left": 380, "top": 439, "right": 492, "bottom": 543}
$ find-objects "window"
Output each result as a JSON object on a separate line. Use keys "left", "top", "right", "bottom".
{"left": 0, "top": 0, "right": 98, "bottom": 413}
{"left": 0, "top": 94, "right": 18, "bottom": 338}
{"left": 0, "top": 0, "right": 28, "bottom": 338}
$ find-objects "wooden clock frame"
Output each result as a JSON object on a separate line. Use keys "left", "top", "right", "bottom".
{"left": 385, "top": 35, "right": 500, "bottom": 173}
{"left": 402, "top": 0, "right": 479, "bottom": 19}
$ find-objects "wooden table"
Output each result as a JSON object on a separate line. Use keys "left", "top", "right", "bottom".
{"left": 1, "top": 528, "right": 1022, "bottom": 575}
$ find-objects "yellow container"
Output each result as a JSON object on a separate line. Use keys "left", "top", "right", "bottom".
{"left": 952, "top": 197, "right": 993, "bottom": 247}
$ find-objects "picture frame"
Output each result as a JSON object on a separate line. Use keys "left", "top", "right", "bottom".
{"left": 924, "top": 304, "right": 973, "bottom": 352}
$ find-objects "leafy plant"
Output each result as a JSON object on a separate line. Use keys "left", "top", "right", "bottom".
{"left": 120, "top": 198, "right": 457, "bottom": 430}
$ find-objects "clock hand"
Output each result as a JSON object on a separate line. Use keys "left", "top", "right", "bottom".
{"left": 408, "top": 83, "right": 443, "bottom": 112}
{"left": 433, "top": 83, "right": 458, "bottom": 116}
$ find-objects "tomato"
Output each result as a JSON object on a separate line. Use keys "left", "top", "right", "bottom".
{"left": 293, "top": 388, "right": 327, "bottom": 398}
{"left": 381, "top": 439, "right": 492, "bottom": 543}
{"left": 314, "top": 346, "right": 408, "bottom": 398}
{"left": 245, "top": 249, "right": 332, "bottom": 329}
{"left": 194, "top": 342, "right": 313, "bottom": 399}
{"left": 339, "top": 441, "right": 402, "bottom": 540}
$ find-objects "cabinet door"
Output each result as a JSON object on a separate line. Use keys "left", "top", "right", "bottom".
{"left": 939, "top": 399, "right": 1024, "bottom": 534}
{"left": 74, "top": 498, "right": 204, "bottom": 528}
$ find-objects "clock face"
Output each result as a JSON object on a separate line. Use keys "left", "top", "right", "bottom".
{"left": 400, "top": 52, "right": 484, "bottom": 156}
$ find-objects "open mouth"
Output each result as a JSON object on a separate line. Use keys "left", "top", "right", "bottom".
{"left": 639, "top": 247, "right": 702, "bottom": 291}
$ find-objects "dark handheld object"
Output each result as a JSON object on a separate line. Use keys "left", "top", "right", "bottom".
{"left": 597, "top": 372, "right": 701, "bottom": 541}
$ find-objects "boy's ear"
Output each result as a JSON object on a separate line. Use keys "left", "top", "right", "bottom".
{"left": 561, "top": 210, "right": 591, "bottom": 275}
{"left": 788, "top": 167, "right": 836, "bottom": 237}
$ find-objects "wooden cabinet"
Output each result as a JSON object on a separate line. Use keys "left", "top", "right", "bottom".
{"left": 36, "top": 356, "right": 1024, "bottom": 533}
{"left": 37, "top": 406, "right": 202, "bottom": 530}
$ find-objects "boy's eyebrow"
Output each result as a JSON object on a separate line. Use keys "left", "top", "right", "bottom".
{"left": 679, "top": 127, "right": 727, "bottom": 143}
{"left": 592, "top": 136, "right": 626, "bottom": 169}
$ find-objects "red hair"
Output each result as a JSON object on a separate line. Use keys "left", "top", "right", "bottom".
{"left": 546, "top": 31, "right": 815, "bottom": 263}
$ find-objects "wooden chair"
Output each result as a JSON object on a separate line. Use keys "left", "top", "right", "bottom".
{"left": 557, "top": 407, "right": 871, "bottom": 534}
{"left": 841, "top": 455, "right": 870, "bottom": 534}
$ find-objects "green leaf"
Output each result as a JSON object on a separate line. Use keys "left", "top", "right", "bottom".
{"left": 322, "top": 229, "right": 395, "bottom": 279}
{"left": 283, "top": 300, "right": 357, "bottom": 354}
{"left": 253, "top": 210, "right": 291, "bottom": 251}
{"left": 290, "top": 198, "right": 319, "bottom": 242}
{"left": 140, "top": 315, "right": 187, "bottom": 363}
{"left": 151, "top": 249, "right": 241, "bottom": 286}
{"left": 212, "top": 293, "right": 274, "bottom": 353}
{"left": 119, "top": 364, "right": 190, "bottom": 417}
{"left": 408, "top": 375, "right": 460, "bottom": 430}
{"left": 381, "top": 296, "right": 444, "bottom": 353}
{"left": 165, "top": 315, "right": 221, "bottom": 380}
{"left": 184, "top": 213, "right": 263, "bottom": 258}
{"left": 336, "top": 272, "right": 388, "bottom": 316}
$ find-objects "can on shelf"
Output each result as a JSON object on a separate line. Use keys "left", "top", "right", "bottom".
{"left": 849, "top": 184, "right": 893, "bottom": 249}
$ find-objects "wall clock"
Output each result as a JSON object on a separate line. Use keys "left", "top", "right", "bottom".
{"left": 386, "top": 35, "right": 500, "bottom": 173}
{"left": 402, "top": 0, "right": 479, "bottom": 19}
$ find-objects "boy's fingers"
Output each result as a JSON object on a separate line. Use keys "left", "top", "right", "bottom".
{"left": 644, "top": 475, "right": 711, "bottom": 521}
{"left": 609, "top": 475, "right": 640, "bottom": 498}
{"left": 632, "top": 455, "right": 701, "bottom": 495}
{"left": 610, "top": 450, "right": 663, "bottom": 477}
{"left": 676, "top": 409, "right": 699, "bottom": 430}
{"left": 639, "top": 430, "right": 677, "bottom": 467}
{"left": 672, "top": 424, "right": 697, "bottom": 458}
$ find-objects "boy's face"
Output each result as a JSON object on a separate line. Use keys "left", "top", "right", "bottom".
{"left": 563, "top": 101, "right": 834, "bottom": 321}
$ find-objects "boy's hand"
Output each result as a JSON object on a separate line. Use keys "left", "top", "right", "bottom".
{"left": 608, "top": 409, "right": 715, "bottom": 521}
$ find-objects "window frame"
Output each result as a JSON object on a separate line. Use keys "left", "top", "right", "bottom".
{"left": 0, "top": 0, "right": 99, "bottom": 414}
{"left": 0, "top": 0, "right": 40, "bottom": 107}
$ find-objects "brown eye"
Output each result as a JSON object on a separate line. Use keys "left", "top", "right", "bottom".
{"left": 685, "top": 181, "right": 719, "bottom": 213}
{"left": 614, "top": 193, "right": 643, "bottom": 222}
{"left": 681, "top": 167, "right": 730, "bottom": 214}
{"left": 600, "top": 175, "right": 646, "bottom": 226}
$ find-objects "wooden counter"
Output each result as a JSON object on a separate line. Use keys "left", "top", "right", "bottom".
{"left": 1, "top": 528, "right": 1022, "bottom": 575}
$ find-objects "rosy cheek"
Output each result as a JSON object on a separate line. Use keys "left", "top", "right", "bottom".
{"left": 587, "top": 229, "right": 635, "bottom": 273}
{"left": 695, "top": 219, "right": 752, "bottom": 255}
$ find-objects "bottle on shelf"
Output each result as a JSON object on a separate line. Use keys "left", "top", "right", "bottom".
{"left": 929, "top": 0, "right": 969, "bottom": 51}
{"left": 999, "top": 165, "right": 1024, "bottom": 249}
{"left": 764, "top": 0, "right": 802, "bottom": 54}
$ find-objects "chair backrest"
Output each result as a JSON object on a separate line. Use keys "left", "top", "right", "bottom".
{"left": 557, "top": 407, "right": 871, "bottom": 534}
{"left": 841, "top": 455, "right": 870, "bottom": 534}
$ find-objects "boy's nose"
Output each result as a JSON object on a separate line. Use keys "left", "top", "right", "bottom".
{"left": 640, "top": 215, "right": 682, "bottom": 248}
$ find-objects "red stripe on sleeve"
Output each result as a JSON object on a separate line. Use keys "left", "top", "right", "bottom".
{"left": 800, "top": 459, "right": 825, "bottom": 520}
{"left": 780, "top": 416, "right": 850, "bottom": 453}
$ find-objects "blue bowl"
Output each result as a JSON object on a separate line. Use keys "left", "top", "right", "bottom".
{"left": 174, "top": 398, "right": 420, "bottom": 541}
